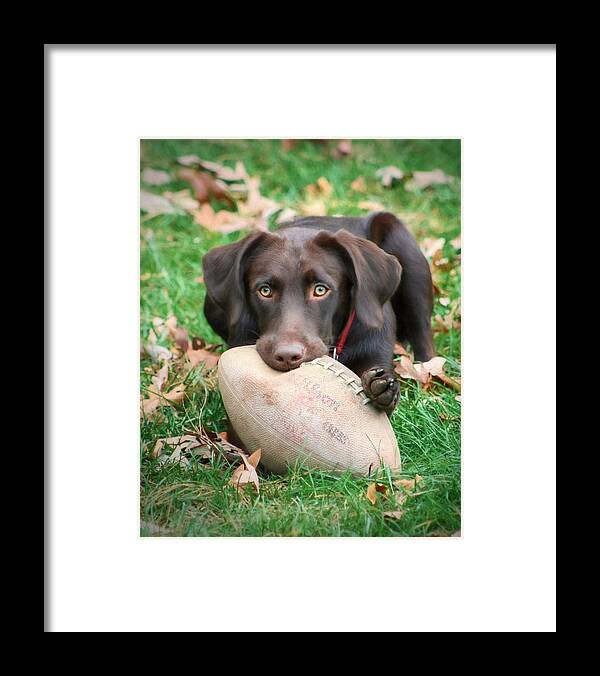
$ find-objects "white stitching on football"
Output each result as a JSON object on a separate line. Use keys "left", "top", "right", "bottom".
{"left": 218, "top": 346, "right": 401, "bottom": 476}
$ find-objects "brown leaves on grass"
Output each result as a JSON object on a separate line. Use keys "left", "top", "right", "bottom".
{"left": 142, "top": 156, "right": 292, "bottom": 233}
{"left": 375, "top": 166, "right": 404, "bottom": 188}
{"left": 395, "top": 354, "right": 461, "bottom": 392}
{"left": 405, "top": 168, "right": 455, "bottom": 192}
{"left": 141, "top": 314, "right": 222, "bottom": 418}
{"left": 177, "top": 168, "right": 235, "bottom": 207}
{"left": 140, "top": 191, "right": 179, "bottom": 216}
{"left": 366, "top": 475, "right": 426, "bottom": 519}
{"left": 350, "top": 176, "right": 367, "bottom": 193}
{"left": 366, "top": 482, "right": 388, "bottom": 505}
{"left": 150, "top": 428, "right": 245, "bottom": 467}
{"left": 141, "top": 168, "right": 171, "bottom": 185}
{"left": 306, "top": 176, "right": 334, "bottom": 199}
{"left": 141, "top": 362, "right": 187, "bottom": 419}
{"left": 358, "top": 200, "right": 387, "bottom": 212}
{"left": 230, "top": 449, "right": 261, "bottom": 493}
{"left": 395, "top": 475, "right": 423, "bottom": 491}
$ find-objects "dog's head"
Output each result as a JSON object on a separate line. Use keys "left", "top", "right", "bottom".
{"left": 202, "top": 221, "right": 401, "bottom": 371}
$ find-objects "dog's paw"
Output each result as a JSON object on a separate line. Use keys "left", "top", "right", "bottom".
{"left": 361, "top": 367, "right": 400, "bottom": 414}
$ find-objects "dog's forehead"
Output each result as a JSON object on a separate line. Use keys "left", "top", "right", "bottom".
{"left": 248, "top": 228, "right": 344, "bottom": 280}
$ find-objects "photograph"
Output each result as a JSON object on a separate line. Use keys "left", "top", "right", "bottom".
{"left": 139, "top": 138, "right": 462, "bottom": 537}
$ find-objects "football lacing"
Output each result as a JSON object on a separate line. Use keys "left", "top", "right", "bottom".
{"left": 301, "top": 357, "right": 371, "bottom": 405}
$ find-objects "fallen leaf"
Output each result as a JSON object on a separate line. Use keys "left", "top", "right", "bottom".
{"left": 395, "top": 355, "right": 457, "bottom": 390}
{"left": 230, "top": 449, "right": 261, "bottom": 493}
{"left": 140, "top": 191, "right": 178, "bottom": 216}
{"left": 358, "top": 200, "right": 386, "bottom": 211}
{"left": 162, "top": 189, "right": 200, "bottom": 211}
{"left": 163, "top": 384, "right": 186, "bottom": 405}
{"left": 300, "top": 199, "right": 327, "bottom": 216}
{"left": 375, "top": 166, "right": 404, "bottom": 188}
{"left": 194, "top": 276, "right": 204, "bottom": 283}
{"left": 177, "top": 168, "right": 234, "bottom": 207}
{"left": 140, "top": 521, "right": 173, "bottom": 536}
{"left": 350, "top": 176, "right": 367, "bottom": 193}
{"left": 420, "top": 237, "right": 446, "bottom": 259}
{"left": 144, "top": 343, "right": 172, "bottom": 363}
{"left": 393, "top": 342, "right": 412, "bottom": 358}
{"left": 191, "top": 203, "right": 253, "bottom": 234}
{"left": 186, "top": 347, "right": 220, "bottom": 369}
{"left": 150, "top": 364, "right": 169, "bottom": 395}
{"left": 395, "top": 475, "right": 424, "bottom": 491}
{"left": 194, "top": 159, "right": 248, "bottom": 183}
{"left": 334, "top": 140, "right": 352, "bottom": 156}
{"left": 405, "top": 168, "right": 455, "bottom": 191}
{"left": 439, "top": 297, "right": 451, "bottom": 307}
{"left": 450, "top": 235, "right": 461, "bottom": 249}
{"left": 366, "top": 482, "right": 388, "bottom": 505}
{"left": 141, "top": 168, "right": 171, "bottom": 185}
{"left": 306, "top": 176, "right": 333, "bottom": 198}
{"left": 177, "top": 154, "right": 202, "bottom": 166}
{"left": 140, "top": 272, "right": 151, "bottom": 281}
{"left": 383, "top": 510, "right": 404, "bottom": 520}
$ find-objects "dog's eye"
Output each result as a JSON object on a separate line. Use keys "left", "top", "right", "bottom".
{"left": 258, "top": 285, "right": 273, "bottom": 298}
{"left": 313, "top": 284, "right": 330, "bottom": 297}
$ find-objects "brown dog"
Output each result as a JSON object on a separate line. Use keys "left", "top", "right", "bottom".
{"left": 202, "top": 211, "right": 434, "bottom": 413}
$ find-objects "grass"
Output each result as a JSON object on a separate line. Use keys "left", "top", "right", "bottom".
{"left": 140, "top": 139, "right": 461, "bottom": 537}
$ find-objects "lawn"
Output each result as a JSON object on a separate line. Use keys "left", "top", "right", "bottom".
{"left": 140, "top": 139, "right": 461, "bottom": 537}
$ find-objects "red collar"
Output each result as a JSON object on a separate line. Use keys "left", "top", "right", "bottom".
{"left": 332, "top": 308, "right": 356, "bottom": 360}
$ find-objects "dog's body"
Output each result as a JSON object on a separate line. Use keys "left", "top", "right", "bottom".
{"left": 202, "top": 211, "right": 434, "bottom": 413}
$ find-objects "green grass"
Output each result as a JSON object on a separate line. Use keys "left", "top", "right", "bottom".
{"left": 140, "top": 139, "right": 461, "bottom": 537}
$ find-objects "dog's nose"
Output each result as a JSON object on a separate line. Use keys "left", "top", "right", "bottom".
{"left": 273, "top": 343, "right": 305, "bottom": 370}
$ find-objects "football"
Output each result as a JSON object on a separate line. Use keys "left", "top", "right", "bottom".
{"left": 217, "top": 345, "right": 401, "bottom": 476}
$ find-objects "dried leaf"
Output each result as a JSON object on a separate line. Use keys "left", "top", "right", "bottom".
{"left": 383, "top": 510, "right": 404, "bottom": 520}
{"left": 395, "top": 475, "right": 424, "bottom": 491}
{"left": 375, "top": 166, "right": 404, "bottom": 188}
{"left": 350, "top": 176, "right": 367, "bottom": 193}
{"left": 144, "top": 343, "right": 172, "bottom": 363}
{"left": 306, "top": 176, "right": 333, "bottom": 198}
{"left": 334, "top": 140, "right": 352, "bottom": 157}
{"left": 140, "top": 191, "right": 178, "bottom": 216}
{"left": 395, "top": 355, "right": 453, "bottom": 389}
{"left": 420, "top": 237, "right": 446, "bottom": 259}
{"left": 230, "top": 449, "right": 261, "bottom": 493}
{"left": 450, "top": 235, "right": 461, "bottom": 249}
{"left": 405, "top": 168, "right": 454, "bottom": 191}
{"left": 366, "top": 482, "right": 387, "bottom": 505}
{"left": 358, "top": 200, "right": 386, "bottom": 212}
{"left": 162, "top": 189, "right": 200, "bottom": 211}
{"left": 177, "top": 154, "right": 203, "bottom": 166}
{"left": 300, "top": 199, "right": 327, "bottom": 217}
{"left": 163, "top": 384, "right": 186, "bottom": 405}
{"left": 191, "top": 203, "right": 252, "bottom": 234}
{"left": 393, "top": 342, "right": 412, "bottom": 358}
{"left": 186, "top": 347, "right": 220, "bottom": 369}
{"left": 150, "top": 364, "right": 169, "bottom": 394}
{"left": 141, "top": 168, "right": 171, "bottom": 185}
{"left": 195, "top": 159, "right": 248, "bottom": 182}
{"left": 177, "top": 168, "right": 234, "bottom": 206}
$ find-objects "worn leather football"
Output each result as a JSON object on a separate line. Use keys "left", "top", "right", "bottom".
{"left": 217, "top": 345, "right": 401, "bottom": 476}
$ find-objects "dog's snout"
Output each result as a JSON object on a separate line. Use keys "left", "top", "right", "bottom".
{"left": 273, "top": 343, "right": 305, "bottom": 370}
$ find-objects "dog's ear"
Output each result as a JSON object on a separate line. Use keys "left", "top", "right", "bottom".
{"left": 202, "top": 232, "right": 274, "bottom": 327}
{"left": 364, "top": 210, "right": 401, "bottom": 246}
{"left": 314, "top": 228, "right": 402, "bottom": 330}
